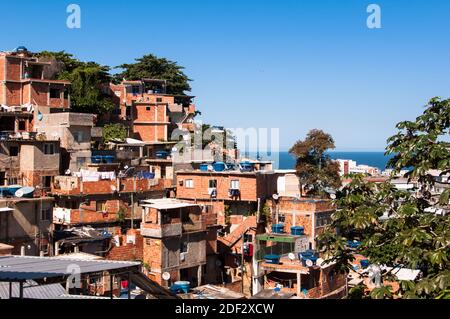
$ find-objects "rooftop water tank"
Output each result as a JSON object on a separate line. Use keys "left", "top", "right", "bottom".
{"left": 264, "top": 254, "right": 281, "bottom": 264}
{"left": 172, "top": 281, "right": 190, "bottom": 294}
{"left": 240, "top": 162, "right": 254, "bottom": 172}
{"left": 360, "top": 259, "right": 370, "bottom": 268}
{"left": 155, "top": 151, "right": 169, "bottom": 159}
{"left": 6, "top": 185, "right": 22, "bottom": 197}
{"left": 103, "top": 155, "right": 115, "bottom": 164}
{"left": 272, "top": 224, "right": 284, "bottom": 234}
{"left": 291, "top": 226, "right": 304, "bottom": 236}
{"left": 91, "top": 156, "right": 102, "bottom": 164}
{"left": 213, "top": 162, "right": 226, "bottom": 172}
{"left": 199, "top": 163, "right": 209, "bottom": 172}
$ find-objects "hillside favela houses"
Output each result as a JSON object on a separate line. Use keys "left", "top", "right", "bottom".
{"left": 0, "top": 47, "right": 448, "bottom": 300}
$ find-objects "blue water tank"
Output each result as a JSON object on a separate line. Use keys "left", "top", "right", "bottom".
{"left": 264, "top": 254, "right": 281, "bottom": 264}
{"left": 91, "top": 156, "right": 102, "bottom": 164}
{"left": 213, "top": 162, "right": 226, "bottom": 172}
{"left": 272, "top": 224, "right": 284, "bottom": 234}
{"left": 347, "top": 240, "right": 361, "bottom": 249}
{"left": 173, "top": 281, "right": 190, "bottom": 293}
{"left": 7, "top": 185, "right": 22, "bottom": 197}
{"left": 240, "top": 162, "right": 254, "bottom": 172}
{"left": 291, "top": 226, "right": 304, "bottom": 236}
{"left": 155, "top": 151, "right": 169, "bottom": 159}
{"left": 360, "top": 259, "right": 370, "bottom": 268}
{"left": 104, "top": 155, "right": 115, "bottom": 164}
{"left": 199, "top": 163, "right": 209, "bottom": 172}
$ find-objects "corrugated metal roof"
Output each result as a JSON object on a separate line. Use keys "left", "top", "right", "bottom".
{"left": 0, "top": 255, "right": 140, "bottom": 281}
{"left": 0, "top": 280, "right": 65, "bottom": 299}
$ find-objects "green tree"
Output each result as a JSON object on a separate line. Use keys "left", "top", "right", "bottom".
{"left": 37, "top": 51, "right": 115, "bottom": 115}
{"left": 103, "top": 123, "right": 128, "bottom": 143}
{"left": 289, "top": 129, "right": 341, "bottom": 198}
{"left": 318, "top": 97, "right": 450, "bottom": 299}
{"left": 115, "top": 54, "right": 192, "bottom": 96}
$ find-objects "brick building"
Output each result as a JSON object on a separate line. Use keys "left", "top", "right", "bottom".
{"left": 266, "top": 196, "right": 335, "bottom": 249}
{"left": 139, "top": 198, "right": 215, "bottom": 288}
{"left": 108, "top": 79, "right": 196, "bottom": 142}
{"left": 0, "top": 47, "right": 70, "bottom": 133}
{"left": 175, "top": 169, "right": 280, "bottom": 226}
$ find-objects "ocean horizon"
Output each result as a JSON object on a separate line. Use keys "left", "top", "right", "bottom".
{"left": 244, "top": 151, "right": 393, "bottom": 170}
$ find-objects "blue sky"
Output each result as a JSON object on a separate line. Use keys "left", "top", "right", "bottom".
{"left": 1, "top": 0, "right": 449, "bottom": 151}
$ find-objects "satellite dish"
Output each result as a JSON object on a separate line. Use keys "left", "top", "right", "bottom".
{"left": 111, "top": 185, "right": 117, "bottom": 192}
{"left": 316, "top": 258, "right": 324, "bottom": 266}
{"left": 162, "top": 272, "right": 171, "bottom": 281}
{"left": 65, "top": 169, "right": 71, "bottom": 175}
{"left": 288, "top": 253, "right": 296, "bottom": 261}
{"left": 305, "top": 259, "right": 313, "bottom": 267}
{"left": 330, "top": 194, "right": 336, "bottom": 200}
{"left": 15, "top": 190, "right": 24, "bottom": 198}
{"left": 272, "top": 193, "right": 279, "bottom": 200}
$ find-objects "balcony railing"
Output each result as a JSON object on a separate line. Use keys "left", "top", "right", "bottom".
{"left": 140, "top": 222, "right": 182, "bottom": 238}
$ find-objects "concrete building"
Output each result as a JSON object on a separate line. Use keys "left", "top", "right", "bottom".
{"left": 0, "top": 135, "right": 60, "bottom": 189}
{"left": 336, "top": 159, "right": 380, "bottom": 176}
{"left": 34, "top": 112, "right": 94, "bottom": 172}
{"left": 139, "top": 198, "right": 214, "bottom": 288}
{"left": 0, "top": 196, "right": 54, "bottom": 256}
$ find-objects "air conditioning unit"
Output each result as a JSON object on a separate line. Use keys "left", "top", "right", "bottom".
{"left": 180, "top": 252, "right": 186, "bottom": 261}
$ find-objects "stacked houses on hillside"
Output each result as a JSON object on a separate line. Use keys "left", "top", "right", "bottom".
{"left": 0, "top": 47, "right": 352, "bottom": 299}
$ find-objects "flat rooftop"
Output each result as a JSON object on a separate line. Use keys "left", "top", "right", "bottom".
{"left": 141, "top": 198, "right": 198, "bottom": 210}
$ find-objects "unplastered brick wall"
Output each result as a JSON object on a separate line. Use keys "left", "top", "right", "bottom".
{"left": 143, "top": 237, "right": 163, "bottom": 272}
{"left": 176, "top": 173, "right": 261, "bottom": 201}
{"left": 106, "top": 229, "right": 143, "bottom": 261}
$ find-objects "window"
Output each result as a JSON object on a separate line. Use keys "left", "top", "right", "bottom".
{"left": 185, "top": 179, "right": 194, "bottom": 188}
{"left": 244, "top": 234, "right": 253, "bottom": 243}
{"left": 156, "top": 97, "right": 163, "bottom": 103}
{"left": 131, "top": 86, "right": 140, "bottom": 96}
{"left": 18, "top": 121, "right": 26, "bottom": 131}
{"left": 63, "top": 89, "right": 69, "bottom": 99}
{"left": 9, "top": 146, "right": 19, "bottom": 157}
{"left": 42, "top": 176, "right": 52, "bottom": 188}
{"left": 278, "top": 213, "right": 285, "bottom": 223}
{"left": 43, "top": 143, "right": 55, "bottom": 155}
{"left": 0, "top": 172, "right": 5, "bottom": 186}
{"left": 209, "top": 180, "right": 217, "bottom": 188}
{"left": 50, "top": 88, "right": 60, "bottom": 99}
{"left": 126, "top": 106, "right": 131, "bottom": 117}
{"left": 146, "top": 106, "right": 151, "bottom": 111}
{"left": 230, "top": 180, "right": 240, "bottom": 190}
{"left": 96, "top": 201, "right": 107, "bottom": 212}
{"left": 40, "top": 207, "right": 52, "bottom": 221}
{"left": 180, "top": 242, "right": 188, "bottom": 253}
{"left": 73, "top": 131, "right": 83, "bottom": 142}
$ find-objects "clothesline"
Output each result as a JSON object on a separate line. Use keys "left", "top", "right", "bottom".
{"left": 74, "top": 169, "right": 116, "bottom": 182}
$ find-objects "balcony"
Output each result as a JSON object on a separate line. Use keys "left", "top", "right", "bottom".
{"left": 140, "top": 222, "right": 182, "bottom": 238}
{"left": 182, "top": 220, "right": 206, "bottom": 233}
